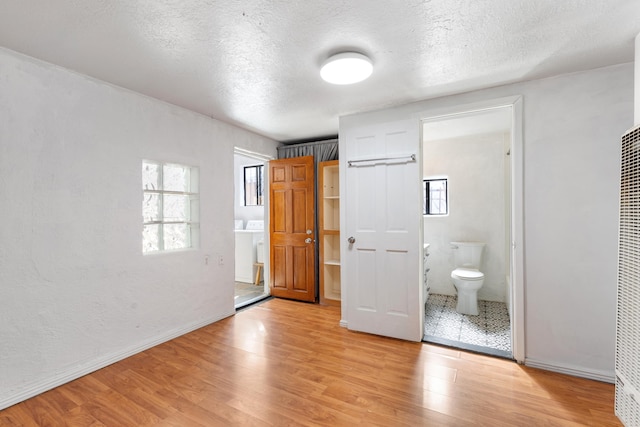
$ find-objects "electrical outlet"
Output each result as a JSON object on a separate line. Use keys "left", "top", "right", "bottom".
{"left": 204, "top": 255, "right": 209, "bottom": 265}
{"left": 218, "top": 255, "right": 224, "bottom": 265}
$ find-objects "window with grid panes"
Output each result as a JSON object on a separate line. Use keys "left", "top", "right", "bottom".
{"left": 244, "top": 164, "right": 264, "bottom": 206}
{"left": 142, "top": 161, "right": 199, "bottom": 253}
{"left": 423, "top": 178, "right": 448, "bottom": 215}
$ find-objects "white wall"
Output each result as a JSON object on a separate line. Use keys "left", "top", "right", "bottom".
{"left": 636, "top": 32, "right": 640, "bottom": 126}
{"left": 0, "top": 47, "right": 279, "bottom": 409}
{"left": 341, "top": 62, "right": 633, "bottom": 381}
{"left": 234, "top": 154, "right": 265, "bottom": 227}
{"left": 424, "top": 132, "right": 508, "bottom": 302}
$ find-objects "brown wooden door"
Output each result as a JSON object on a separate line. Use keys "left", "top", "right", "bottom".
{"left": 269, "top": 156, "right": 316, "bottom": 302}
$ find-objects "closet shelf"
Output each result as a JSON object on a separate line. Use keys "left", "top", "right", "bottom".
{"left": 319, "top": 160, "right": 341, "bottom": 307}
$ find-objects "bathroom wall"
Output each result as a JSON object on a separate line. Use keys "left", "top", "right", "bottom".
{"left": 234, "top": 154, "right": 266, "bottom": 228}
{"left": 340, "top": 62, "right": 633, "bottom": 380}
{"left": 423, "top": 131, "right": 508, "bottom": 302}
{"left": 0, "top": 47, "right": 279, "bottom": 409}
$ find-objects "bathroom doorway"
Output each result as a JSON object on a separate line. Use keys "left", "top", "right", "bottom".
{"left": 233, "top": 148, "right": 273, "bottom": 309}
{"left": 421, "top": 100, "right": 523, "bottom": 360}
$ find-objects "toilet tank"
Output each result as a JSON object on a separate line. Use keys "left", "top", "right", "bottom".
{"left": 451, "top": 242, "right": 485, "bottom": 269}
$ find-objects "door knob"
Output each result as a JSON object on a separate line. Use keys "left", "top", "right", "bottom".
{"left": 348, "top": 236, "right": 355, "bottom": 244}
{"left": 306, "top": 229, "right": 313, "bottom": 235}
{"left": 305, "top": 238, "right": 313, "bottom": 244}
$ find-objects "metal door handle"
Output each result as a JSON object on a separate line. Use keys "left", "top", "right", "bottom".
{"left": 348, "top": 236, "right": 355, "bottom": 244}
{"left": 305, "top": 238, "right": 313, "bottom": 243}
{"left": 306, "top": 229, "right": 313, "bottom": 235}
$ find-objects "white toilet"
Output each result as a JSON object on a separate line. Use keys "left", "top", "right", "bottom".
{"left": 450, "top": 242, "right": 486, "bottom": 315}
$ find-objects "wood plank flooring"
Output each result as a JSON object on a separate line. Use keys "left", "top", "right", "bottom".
{"left": 0, "top": 298, "right": 621, "bottom": 426}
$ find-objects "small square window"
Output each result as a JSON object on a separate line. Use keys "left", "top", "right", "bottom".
{"left": 423, "top": 178, "right": 448, "bottom": 215}
{"left": 244, "top": 165, "right": 264, "bottom": 206}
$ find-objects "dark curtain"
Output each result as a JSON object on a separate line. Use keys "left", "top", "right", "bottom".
{"left": 277, "top": 138, "right": 338, "bottom": 162}
{"left": 276, "top": 139, "right": 338, "bottom": 299}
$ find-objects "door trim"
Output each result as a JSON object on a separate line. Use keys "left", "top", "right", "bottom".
{"left": 234, "top": 147, "right": 274, "bottom": 300}
{"left": 418, "top": 96, "right": 525, "bottom": 363}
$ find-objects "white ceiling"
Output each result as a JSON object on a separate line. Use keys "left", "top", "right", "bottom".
{"left": 1, "top": 1, "right": 639, "bottom": 142}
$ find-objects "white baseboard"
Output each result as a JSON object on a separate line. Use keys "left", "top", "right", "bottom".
{"left": 0, "top": 311, "right": 234, "bottom": 411}
{"left": 525, "top": 358, "right": 615, "bottom": 383}
{"left": 339, "top": 319, "right": 348, "bottom": 328}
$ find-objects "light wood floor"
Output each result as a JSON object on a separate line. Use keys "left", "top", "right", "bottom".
{"left": 0, "top": 299, "right": 621, "bottom": 426}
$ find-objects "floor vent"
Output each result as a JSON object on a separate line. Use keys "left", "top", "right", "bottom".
{"left": 616, "top": 125, "right": 640, "bottom": 426}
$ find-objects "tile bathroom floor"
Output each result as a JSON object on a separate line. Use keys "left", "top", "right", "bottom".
{"left": 424, "top": 293, "right": 512, "bottom": 358}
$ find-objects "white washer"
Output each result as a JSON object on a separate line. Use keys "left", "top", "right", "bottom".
{"left": 234, "top": 220, "right": 264, "bottom": 283}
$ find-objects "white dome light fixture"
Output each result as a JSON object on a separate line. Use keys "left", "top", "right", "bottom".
{"left": 320, "top": 52, "right": 373, "bottom": 85}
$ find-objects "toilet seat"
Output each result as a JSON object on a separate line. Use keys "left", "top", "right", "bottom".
{"left": 451, "top": 268, "right": 484, "bottom": 281}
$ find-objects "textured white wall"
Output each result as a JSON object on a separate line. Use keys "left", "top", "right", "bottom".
{"left": 0, "top": 48, "right": 278, "bottom": 408}
{"left": 636, "top": 33, "right": 640, "bottom": 127}
{"left": 423, "top": 132, "right": 508, "bottom": 302}
{"left": 521, "top": 65, "right": 628, "bottom": 380}
{"left": 341, "top": 62, "right": 633, "bottom": 380}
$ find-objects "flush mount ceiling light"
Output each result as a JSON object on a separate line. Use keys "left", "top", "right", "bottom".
{"left": 320, "top": 52, "right": 373, "bottom": 85}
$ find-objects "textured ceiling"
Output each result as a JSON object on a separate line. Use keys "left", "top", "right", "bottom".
{"left": 1, "top": 1, "right": 639, "bottom": 142}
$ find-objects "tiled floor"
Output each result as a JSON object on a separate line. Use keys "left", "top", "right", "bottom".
{"left": 424, "top": 293, "right": 512, "bottom": 358}
{"left": 234, "top": 282, "right": 268, "bottom": 308}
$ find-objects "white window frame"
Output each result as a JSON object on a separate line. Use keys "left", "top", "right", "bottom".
{"left": 244, "top": 164, "right": 264, "bottom": 206}
{"left": 142, "top": 160, "right": 200, "bottom": 253}
{"left": 423, "top": 177, "right": 448, "bottom": 216}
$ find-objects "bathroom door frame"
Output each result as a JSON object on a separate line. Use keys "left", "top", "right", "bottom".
{"left": 418, "top": 96, "right": 525, "bottom": 363}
